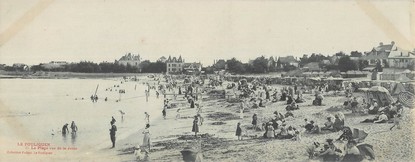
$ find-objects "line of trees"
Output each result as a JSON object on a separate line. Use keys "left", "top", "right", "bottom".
{"left": 206, "top": 51, "right": 368, "bottom": 74}
{"left": 27, "top": 60, "right": 166, "bottom": 73}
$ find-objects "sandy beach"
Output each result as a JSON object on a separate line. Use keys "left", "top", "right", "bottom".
{"left": 0, "top": 76, "right": 414, "bottom": 162}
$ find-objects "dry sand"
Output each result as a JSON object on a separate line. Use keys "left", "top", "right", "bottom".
{"left": 111, "top": 81, "right": 415, "bottom": 162}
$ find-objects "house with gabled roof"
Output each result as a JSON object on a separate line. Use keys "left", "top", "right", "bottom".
{"left": 277, "top": 56, "right": 299, "bottom": 69}
{"left": 166, "top": 55, "right": 184, "bottom": 74}
{"left": 117, "top": 53, "right": 141, "bottom": 67}
{"left": 360, "top": 41, "right": 414, "bottom": 69}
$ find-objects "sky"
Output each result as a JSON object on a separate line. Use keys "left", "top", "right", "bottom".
{"left": 0, "top": 0, "right": 413, "bottom": 66}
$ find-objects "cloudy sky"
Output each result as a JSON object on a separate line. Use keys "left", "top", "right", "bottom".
{"left": 0, "top": 0, "right": 413, "bottom": 66}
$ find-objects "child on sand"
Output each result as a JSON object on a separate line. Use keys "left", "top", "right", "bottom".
{"left": 236, "top": 122, "right": 242, "bottom": 140}
{"left": 176, "top": 108, "right": 181, "bottom": 120}
{"left": 390, "top": 114, "right": 401, "bottom": 130}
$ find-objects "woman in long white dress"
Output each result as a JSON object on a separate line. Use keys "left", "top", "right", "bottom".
{"left": 142, "top": 124, "right": 151, "bottom": 152}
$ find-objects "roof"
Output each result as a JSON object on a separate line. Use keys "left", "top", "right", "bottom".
{"left": 374, "top": 44, "right": 393, "bottom": 52}
{"left": 361, "top": 51, "right": 389, "bottom": 60}
{"left": 278, "top": 56, "right": 298, "bottom": 64}
{"left": 119, "top": 53, "right": 140, "bottom": 61}
{"left": 302, "top": 62, "right": 320, "bottom": 71}
{"left": 183, "top": 63, "right": 202, "bottom": 69}
{"left": 166, "top": 56, "right": 184, "bottom": 63}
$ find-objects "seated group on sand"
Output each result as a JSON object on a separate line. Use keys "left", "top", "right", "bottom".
{"left": 361, "top": 100, "right": 403, "bottom": 124}
{"left": 304, "top": 113, "right": 345, "bottom": 134}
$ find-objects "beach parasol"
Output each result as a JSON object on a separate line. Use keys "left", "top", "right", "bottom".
{"left": 398, "top": 91, "right": 414, "bottom": 108}
{"left": 352, "top": 128, "right": 368, "bottom": 143}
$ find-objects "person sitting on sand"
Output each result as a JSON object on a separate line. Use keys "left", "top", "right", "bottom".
{"left": 374, "top": 111, "right": 388, "bottom": 123}
{"left": 284, "top": 110, "right": 294, "bottom": 118}
{"left": 332, "top": 115, "right": 343, "bottom": 132}
{"left": 280, "top": 90, "right": 287, "bottom": 101}
{"left": 305, "top": 120, "right": 314, "bottom": 132}
{"left": 276, "top": 123, "right": 288, "bottom": 139}
{"left": 286, "top": 95, "right": 293, "bottom": 105}
{"left": 295, "top": 94, "right": 305, "bottom": 103}
{"left": 274, "top": 111, "right": 285, "bottom": 121}
{"left": 342, "top": 140, "right": 363, "bottom": 162}
{"left": 321, "top": 117, "right": 334, "bottom": 131}
{"left": 390, "top": 114, "right": 402, "bottom": 130}
{"left": 310, "top": 122, "right": 320, "bottom": 134}
{"left": 258, "top": 99, "right": 265, "bottom": 107}
{"left": 337, "top": 127, "right": 353, "bottom": 141}
{"left": 265, "top": 122, "right": 275, "bottom": 138}
{"left": 368, "top": 101, "right": 379, "bottom": 114}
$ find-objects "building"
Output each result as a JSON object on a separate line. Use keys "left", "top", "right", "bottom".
{"left": 360, "top": 41, "right": 415, "bottom": 69}
{"left": 387, "top": 49, "right": 415, "bottom": 69}
{"left": 183, "top": 62, "right": 202, "bottom": 75}
{"left": 277, "top": 56, "right": 299, "bottom": 69}
{"left": 41, "top": 61, "right": 68, "bottom": 69}
{"left": 166, "top": 56, "right": 184, "bottom": 74}
{"left": 117, "top": 53, "right": 141, "bottom": 67}
{"left": 157, "top": 56, "right": 167, "bottom": 63}
{"left": 302, "top": 62, "right": 321, "bottom": 72}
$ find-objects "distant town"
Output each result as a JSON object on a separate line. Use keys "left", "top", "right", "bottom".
{"left": 1, "top": 41, "right": 414, "bottom": 79}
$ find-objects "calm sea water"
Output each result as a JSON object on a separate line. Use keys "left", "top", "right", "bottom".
{"left": 0, "top": 78, "right": 163, "bottom": 151}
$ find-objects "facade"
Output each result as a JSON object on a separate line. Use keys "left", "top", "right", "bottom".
{"left": 387, "top": 50, "right": 415, "bottom": 69}
{"left": 277, "top": 56, "right": 299, "bottom": 68}
{"left": 117, "top": 53, "right": 141, "bottom": 67}
{"left": 302, "top": 62, "right": 321, "bottom": 72}
{"left": 360, "top": 41, "right": 414, "bottom": 69}
{"left": 183, "top": 62, "right": 202, "bottom": 74}
{"left": 166, "top": 56, "right": 184, "bottom": 74}
{"left": 41, "top": 61, "right": 68, "bottom": 69}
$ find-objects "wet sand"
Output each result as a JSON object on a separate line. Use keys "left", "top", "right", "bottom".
{"left": 1, "top": 77, "right": 414, "bottom": 162}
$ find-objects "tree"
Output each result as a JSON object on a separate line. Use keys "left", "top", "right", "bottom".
{"left": 358, "top": 60, "right": 369, "bottom": 71}
{"left": 268, "top": 56, "right": 276, "bottom": 72}
{"left": 251, "top": 56, "right": 269, "bottom": 73}
{"left": 226, "top": 58, "right": 246, "bottom": 74}
{"left": 350, "top": 51, "right": 363, "bottom": 57}
{"left": 338, "top": 56, "right": 358, "bottom": 72}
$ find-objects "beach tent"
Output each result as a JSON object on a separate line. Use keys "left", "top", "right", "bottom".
{"left": 398, "top": 91, "right": 414, "bottom": 108}
{"left": 392, "top": 83, "right": 406, "bottom": 95}
{"left": 365, "top": 86, "right": 395, "bottom": 107}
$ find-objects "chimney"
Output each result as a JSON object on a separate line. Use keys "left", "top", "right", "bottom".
{"left": 379, "top": 42, "right": 383, "bottom": 46}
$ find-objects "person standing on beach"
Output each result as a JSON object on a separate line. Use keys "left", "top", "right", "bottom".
{"left": 239, "top": 102, "right": 244, "bottom": 119}
{"left": 109, "top": 121, "right": 117, "bottom": 148}
{"left": 252, "top": 114, "right": 258, "bottom": 131}
{"left": 156, "top": 91, "right": 159, "bottom": 99}
{"left": 236, "top": 122, "right": 242, "bottom": 140}
{"left": 162, "top": 105, "right": 167, "bottom": 119}
{"left": 144, "top": 112, "right": 150, "bottom": 125}
{"left": 192, "top": 116, "right": 199, "bottom": 137}
{"left": 142, "top": 124, "right": 151, "bottom": 152}
{"left": 145, "top": 90, "right": 149, "bottom": 102}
